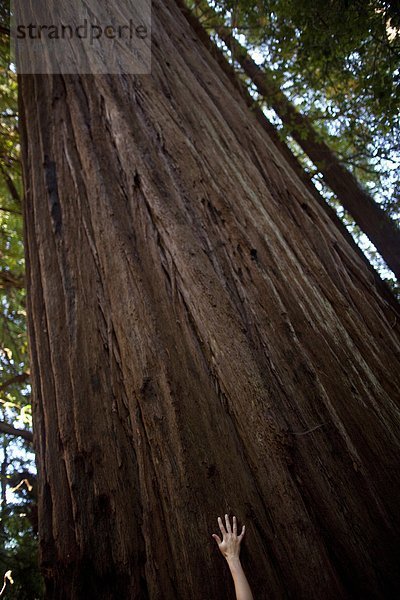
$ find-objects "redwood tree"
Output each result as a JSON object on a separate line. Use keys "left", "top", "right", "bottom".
{"left": 18, "top": 0, "right": 400, "bottom": 598}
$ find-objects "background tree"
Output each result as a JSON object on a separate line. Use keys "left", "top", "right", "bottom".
{"left": 187, "top": 1, "right": 400, "bottom": 279}
{"left": 193, "top": 0, "right": 399, "bottom": 287}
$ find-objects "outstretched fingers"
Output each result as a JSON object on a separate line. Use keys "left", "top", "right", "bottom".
{"left": 238, "top": 524, "right": 246, "bottom": 541}
{"left": 218, "top": 516, "right": 227, "bottom": 537}
{"left": 225, "top": 513, "right": 232, "bottom": 533}
{"left": 214, "top": 514, "right": 245, "bottom": 544}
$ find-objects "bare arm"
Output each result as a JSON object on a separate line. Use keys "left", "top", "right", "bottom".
{"left": 212, "top": 514, "right": 254, "bottom": 600}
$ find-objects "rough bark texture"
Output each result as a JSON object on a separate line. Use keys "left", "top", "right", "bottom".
{"left": 19, "top": 0, "right": 400, "bottom": 598}
{"left": 214, "top": 25, "right": 400, "bottom": 279}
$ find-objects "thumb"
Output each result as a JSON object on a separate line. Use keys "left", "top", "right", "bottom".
{"left": 212, "top": 534, "right": 222, "bottom": 545}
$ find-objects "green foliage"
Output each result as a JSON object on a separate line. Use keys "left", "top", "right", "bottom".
{"left": 0, "top": 14, "right": 43, "bottom": 598}
{"left": 0, "top": 461, "right": 42, "bottom": 600}
{"left": 0, "top": 40, "right": 29, "bottom": 430}
{"left": 196, "top": 0, "right": 399, "bottom": 221}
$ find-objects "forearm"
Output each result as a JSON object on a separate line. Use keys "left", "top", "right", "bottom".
{"left": 227, "top": 558, "right": 254, "bottom": 600}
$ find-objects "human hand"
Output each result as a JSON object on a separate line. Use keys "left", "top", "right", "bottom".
{"left": 212, "top": 514, "right": 245, "bottom": 562}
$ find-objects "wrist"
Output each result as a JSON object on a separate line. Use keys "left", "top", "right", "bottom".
{"left": 226, "top": 556, "right": 242, "bottom": 570}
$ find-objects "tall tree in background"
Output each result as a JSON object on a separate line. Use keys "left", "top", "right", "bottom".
{"left": 187, "top": 0, "right": 400, "bottom": 278}
{"left": 207, "top": 0, "right": 400, "bottom": 203}
{"left": 18, "top": 0, "right": 400, "bottom": 598}
{"left": 214, "top": 23, "right": 400, "bottom": 278}
{"left": 180, "top": 2, "right": 398, "bottom": 304}
{"left": 197, "top": 0, "right": 400, "bottom": 281}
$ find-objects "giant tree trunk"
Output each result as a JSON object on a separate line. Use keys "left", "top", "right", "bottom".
{"left": 19, "top": 0, "right": 400, "bottom": 598}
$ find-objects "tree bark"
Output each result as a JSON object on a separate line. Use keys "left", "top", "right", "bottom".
{"left": 18, "top": 0, "right": 400, "bottom": 598}
{"left": 213, "top": 24, "right": 400, "bottom": 280}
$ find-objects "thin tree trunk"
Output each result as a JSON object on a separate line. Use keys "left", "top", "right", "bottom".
{"left": 0, "top": 434, "right": 9, "bottom": 540}
{"left": 212, "top": 24, "right": 400, "bottom": 279}
{"left": 19, "top": 0, "right": 400, "bottom": 598}
{"left": 0, "top": 270, "right": 25, "bottom": 289}
{"left": 0, "top": 421, "right": 33, "bottom": 443}
{"left": 0, "top": 164, "right": 21, "bottom": 205}
{"left": 0, "top": 372, "right": 30, "bottom": 391}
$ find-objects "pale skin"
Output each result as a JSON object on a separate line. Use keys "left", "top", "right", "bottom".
{"left": 212, "top": 514, "right": 254, "bottom": 600}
